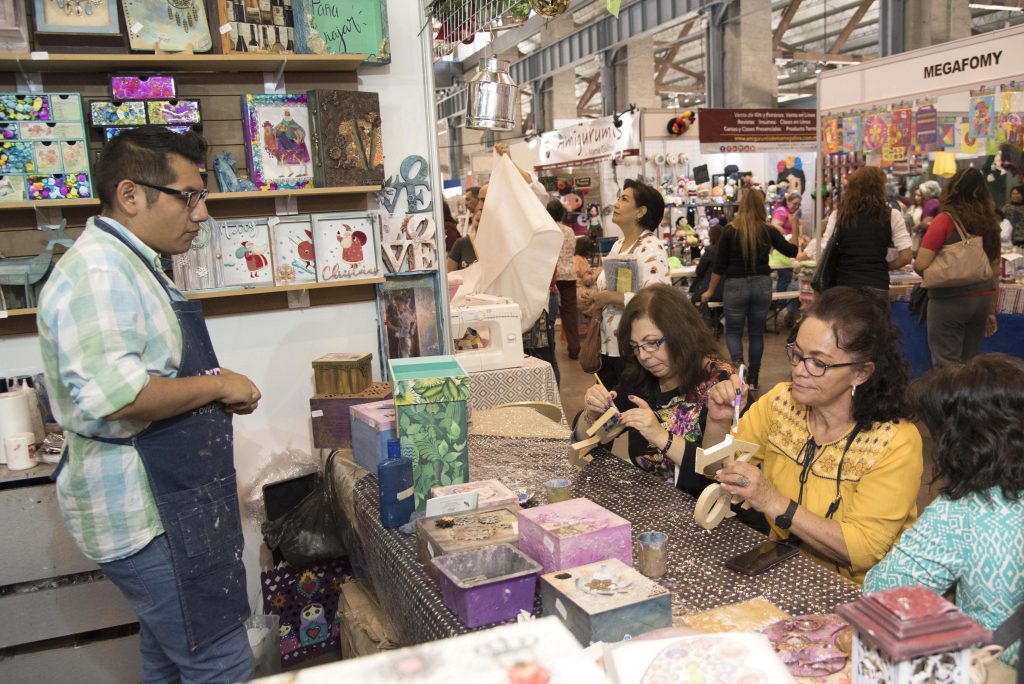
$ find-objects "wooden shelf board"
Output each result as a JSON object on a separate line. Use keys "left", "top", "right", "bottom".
{"left": 0, "top": 186, "right": 380, "bottom": 211}
{"left": 0, "top": 52, "right": 366, "bottom": 73}
{"left": 1, "top": 307, "right": 38, "bottom": 317}
{"left": 184, "top": 276, "right": 384, "bottom": 300}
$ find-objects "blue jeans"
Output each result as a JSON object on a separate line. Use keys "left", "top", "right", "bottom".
{"left": 101, "top": 535, "right": 253, "bottom": 684}
{"left": 723, "top": 275, "right": 773, "bottom": 383}
{"left": 774, "top": 268, "right": 800, "bottom": 314}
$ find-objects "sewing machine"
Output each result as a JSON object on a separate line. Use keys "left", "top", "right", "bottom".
{"left": 450, "top": 294, "right": 524, "bottom": 373}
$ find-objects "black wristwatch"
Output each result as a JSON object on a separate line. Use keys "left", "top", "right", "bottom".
{"left": 775, "top": 500, "right": 799, "bottom": 530}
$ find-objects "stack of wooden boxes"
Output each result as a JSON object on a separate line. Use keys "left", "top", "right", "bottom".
{"left": 309, "top": 353, "right": 391, "bottom": 449}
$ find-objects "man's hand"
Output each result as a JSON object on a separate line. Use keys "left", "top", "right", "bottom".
{"left": 218, "top": 368, "right": 261, "bottom": 415}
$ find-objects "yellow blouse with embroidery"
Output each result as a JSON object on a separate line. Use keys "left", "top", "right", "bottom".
{"left": 737, "top": 382, "right": 923, "bottom": 584}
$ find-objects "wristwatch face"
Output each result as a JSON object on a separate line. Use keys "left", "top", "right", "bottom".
{"left": 775, "top": 501, "right": 797, "bottom": 529}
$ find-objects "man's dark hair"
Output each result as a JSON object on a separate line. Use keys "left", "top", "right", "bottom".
{"left": 546, "top": 198, "right": 566, "bottom": 223}
{"left": 95, "top": 128, "right": 208, "bottom": 210}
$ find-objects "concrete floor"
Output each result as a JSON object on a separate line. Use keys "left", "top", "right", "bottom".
{"left": 551, "top": 311, "right": 941, "bottom": 513}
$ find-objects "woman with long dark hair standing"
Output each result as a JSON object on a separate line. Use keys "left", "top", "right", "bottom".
{"left": 915, "top": 167, "right": 1002, "bottom": 367}
{"left": 703, "top": 189, "right": 800, "bottom": 391}
{"left": 817, "top": 166, "right": 912, "bottom": 292}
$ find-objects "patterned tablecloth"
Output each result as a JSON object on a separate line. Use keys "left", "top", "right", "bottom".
{"left": 466, "top": 356, "right": 561, "bottom": 413}
{"left": 349, "top": 435, "right": 861, "bottom": 647}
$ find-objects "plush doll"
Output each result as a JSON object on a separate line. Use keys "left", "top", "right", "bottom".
{"left": 724, "top": 177, "right": 738, "bottom": 201}
{"left": 559, "top": 180, "right": 588, "bottom": 235}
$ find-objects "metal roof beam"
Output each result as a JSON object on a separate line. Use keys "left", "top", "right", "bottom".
{"left": 508, "top": 0, "right": 718, "bottom": 87}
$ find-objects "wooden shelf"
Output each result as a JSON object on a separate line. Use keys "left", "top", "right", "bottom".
{"left": 183, "top": 276, "right": 384, "bottom": 301}
{"left": 0, "top": 52, "right": 366, "bottom": 74}
{"left": 0, "top": 185, "right": 381, "bottom": 211}
{"left": 1, "top": 307, "right": 37, "bottom": 317}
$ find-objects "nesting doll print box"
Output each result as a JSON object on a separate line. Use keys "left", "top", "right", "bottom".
{"left": 540, "top": 558, "right": 672, "bottom": 646}
{"left": 517, "top": 498, "right": 633, "bottom": 575}
{"left": 415, "top": 505, "right": 520, "bottom": 582}
{"left": 388, "top": 356, "right": 471, "bottom": 512}
{"left": 309, "top": 382, "right": 392, "bottom": 449}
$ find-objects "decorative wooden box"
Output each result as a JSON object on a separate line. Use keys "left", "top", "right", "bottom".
{"left": 309, "top": 382, "right": 392, "bottom": 449}
{"left": 836, "top": 586, "right": 991, "bottom": 684}
{"left": 432, "top": 543, "right": 542, "bottom": 629}
{"left": 307, "top": 89, "right": 384, "bottom": 189}
{"left": 430, "top": 479, "right": 519, "bottom": 512}
{"left": 415, "top": 505, "right": 519, "bottom": 582}
{"left": 313, "top": 352, "right": 373, "bottom": 395}
{"left": 389, "top": 356, "right": 471, "bottom": 512}
{"left": 517, "top": 498, "right": 632, "bottom": 574}
{"left": 349, "top": 399, "right": 397, "bottom": 474}
{"left": 539, "top": 558, "right": 671, "bottom": 646}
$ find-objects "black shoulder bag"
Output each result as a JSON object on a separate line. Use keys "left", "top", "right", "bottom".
{"left": 811, "top": 221, "right": 841, "bottom": 293}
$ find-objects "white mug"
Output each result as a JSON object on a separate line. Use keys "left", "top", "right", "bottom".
{"left": 4, "top": 432, "right": 36, "bottom": 471}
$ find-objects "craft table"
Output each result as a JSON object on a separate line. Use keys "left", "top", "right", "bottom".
{"left": 465, "top": 356, "right": 561, "bottom": 414}
{"left": 344, "top": 435, "right": 861, "bottom": 647}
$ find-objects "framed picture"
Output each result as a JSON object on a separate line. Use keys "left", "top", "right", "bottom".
{"left": 307, "top": 89, "right": 384, "bottom": 188}
{"left": 310, "top": 211, "right": 381, "bottom": 283}
{"left": 215, "top": 217, "right": 274, "bottom": 288}
{"left": 293, "top": 0, "right": 389, "bottom": 63}
{"left": 376, "top": 271, "right": 443, "bottom": 371}
{"left": 241, "top": 92, "right": 314, "bottom": 191}
{"left": 171, "top": 216, "right": 222, "bottom": 291}
{"left": 268, "top": 214, "right": 317, "bottom": 286}
{"left": 121, "top": 0, "right": 213, "bottom": 53}
{"left": 32, "top": 0, "right": 121, "bottom": 35}
{"left": 214, "top": 0, "right": 296, "bottom": 54}
{"left": 0, "top": 0, "right": 29, "bottom": 51}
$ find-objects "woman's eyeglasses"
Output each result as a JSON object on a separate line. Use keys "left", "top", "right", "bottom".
{"left": 785, "top": 343, "right": 860, "bottom": 377}
{"left": 133, "top": 180, "right": 209, "bottom": 209}
{"left": 628, "top": 337, "right": 666, "bottom": 354}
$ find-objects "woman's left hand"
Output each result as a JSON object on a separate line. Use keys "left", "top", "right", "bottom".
{"left": 618, "top": 395, "right": 666, "bottom": 445}
{"left": 985, "top": 314, "right": 998, "bottom": 337}
{"left": 716, "top": 460, "right": 785, "bottom": 514}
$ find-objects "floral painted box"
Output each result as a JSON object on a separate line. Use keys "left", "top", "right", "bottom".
{"left": 388, "top": 356, "right": 471, "bottom": 512}
{"left": 517, "top": 498, "right": 633, "bottom": 575}
{"left": 430, "top": 479, "right": 518, "bottom": 512}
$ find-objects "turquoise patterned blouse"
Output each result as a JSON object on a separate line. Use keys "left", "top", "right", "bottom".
{"left": 864, "top": 488, "right": 1023, "bottom": 666}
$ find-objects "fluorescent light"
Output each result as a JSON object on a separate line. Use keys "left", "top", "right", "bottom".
{"left": 969, "top": 2, "right": 1024, "bottom": 10}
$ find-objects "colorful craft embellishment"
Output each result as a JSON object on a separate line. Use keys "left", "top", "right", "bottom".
{"left": 26, "top": 173, "right": 92, "bottom": 200}
{"left": 0, "top": 95, "right": 51, "bottom": 122}
{"left": 0, "top": 142, "right": 35, "bottom": 174}
{"left": 90, "top": 100, "right": 148, "bottom": 126}
{"left": 1, "top": 124, "right": 18, "bottom": 140}
{"left": 110, "top": 75, "right": 177, "bottom": 101}
{"left": 146, "top": 99, "right": 201, "bottom": 125}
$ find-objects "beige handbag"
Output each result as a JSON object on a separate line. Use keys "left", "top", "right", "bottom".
{"left": 922, "top": 214, "right": 993, "bottom": 288}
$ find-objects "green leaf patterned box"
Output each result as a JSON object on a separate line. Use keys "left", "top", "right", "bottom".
{"left": 388, "top": 356, "right": 471, "bottom": 511}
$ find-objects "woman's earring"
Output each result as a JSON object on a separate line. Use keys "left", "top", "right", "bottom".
{"left": 851, "top": 384, "right": 857, "bottom": 397}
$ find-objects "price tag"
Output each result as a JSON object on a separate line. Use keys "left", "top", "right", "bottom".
{"left": 310, "top": 409, "right": 324, "bottom": 418}
{"left": 542, "top": 535, "right": 555, "bottom": 553}
{"left": 29, "top": 51, "right": 49, "bottom": 60}
{"left": 130, "top": 22, "right": 144, "bottom": 35}
{"left": 219, "top": 23, "right": 233, "bottom": 35}
{"left": 397, "top": 486, "right": 414, "bottom": 501}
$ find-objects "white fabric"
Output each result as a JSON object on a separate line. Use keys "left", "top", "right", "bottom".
{"left": 821, "top": 207, "right": 912, "bottom": 251}
{"left": 452, "top": 155, "right": 563, "bottom": 332}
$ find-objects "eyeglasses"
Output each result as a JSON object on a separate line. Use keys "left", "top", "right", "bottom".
{"left": 132, "top": 180, "right": 209, "bottom": 209}
{"left": 785, "top": 343, "right": 860, "bottom": 377}
{"left": 628, "top": 337, "right": 666, "bottom": 354}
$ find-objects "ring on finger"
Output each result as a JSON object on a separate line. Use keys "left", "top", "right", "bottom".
{"left": 736, "top": 475, "right": 750, "bottom": 488}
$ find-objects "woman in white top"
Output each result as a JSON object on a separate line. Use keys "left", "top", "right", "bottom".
{"left": 817, "top": 167, "right": 912, "bottom": 292}
{"left": 579, "top": 179, "right": 670, "bottom": 388}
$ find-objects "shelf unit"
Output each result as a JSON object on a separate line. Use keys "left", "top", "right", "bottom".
{"left": 1, "top": 51, "right": 384, "bottom": 334}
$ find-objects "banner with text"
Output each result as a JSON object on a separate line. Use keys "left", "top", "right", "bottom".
{"left": 698, "top": 108, "right": 818, "bottom": 153}
{"left": 535, "top": 111, "right": 640, "bottom": 170}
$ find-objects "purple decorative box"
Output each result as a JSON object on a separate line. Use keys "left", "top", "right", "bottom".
{"left": 146, "top": 99, "right": 201, "bottom": 125}
{"left": 110, "top": 75, "right": 176, "bottom": 101}
{"left": 517, "top": 498, "right": 633, "bottom": 574}
{"left": 432, "top": 543, "right": 542, "bottom": 629}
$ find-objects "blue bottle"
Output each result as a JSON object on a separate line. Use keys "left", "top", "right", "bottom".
{"left": 378, "top": 438, "right": 414, "bottom": 528}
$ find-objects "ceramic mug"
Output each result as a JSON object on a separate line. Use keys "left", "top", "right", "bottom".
{"left": 4, "top": 432, "right": 37, "bottom": 471}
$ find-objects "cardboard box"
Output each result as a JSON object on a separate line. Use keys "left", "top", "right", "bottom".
{"left": 310, "top": 382, "right": 392, "bottom": 448}
{"left": 517, "top": 498, "right": 632, "bottom": 574}
{"left": 349, "top": 399, "right": 397, "bottom": 474}
{"left": 338, "top": 580, "right": 399, "bottom": 659}
{"left": 416, "top": 505, "right": 520, "bottom": 582}
{"left": 313, "top": 352, "right": 373, "bottom": 395}
{"left": 430, "top": 479, "right": 518, "bottom": 511}
{"left": 389, "top": 356, "right": 470, "bottom": 512}
{"left": 539, "top": 558, "right": 671, "bottom": 646}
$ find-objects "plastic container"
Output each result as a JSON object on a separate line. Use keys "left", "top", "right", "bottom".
{"left": 378, "top": 439, "right": 414, "bottom": 528}
{"left": 431, "top": 543, "right": 542, "bottom": 629}
{"left": 350, "top": 399, "right": 397, "bottom": 473}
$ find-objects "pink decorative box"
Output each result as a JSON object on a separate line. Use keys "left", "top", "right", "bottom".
{"left": 430, "top": 479, "right": 519, "bottom": 511}
{"left": 517, "top": 498, "right": 632, "bottom": 574}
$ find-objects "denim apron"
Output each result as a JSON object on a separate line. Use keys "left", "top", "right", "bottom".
{"left": 52, "top": 219, "right": 249, "bottom": 651}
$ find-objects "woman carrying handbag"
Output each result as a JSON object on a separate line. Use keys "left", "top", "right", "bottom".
{"left": 915, "top": 168, "right": 1002, "bottom": 367}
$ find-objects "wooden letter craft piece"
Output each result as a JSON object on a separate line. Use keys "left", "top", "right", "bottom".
{"left": 693, "top": 434, "right": 760, "bottom": 530}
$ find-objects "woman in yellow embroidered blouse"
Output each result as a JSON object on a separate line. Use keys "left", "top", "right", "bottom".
{"left": 705, "top": 287, "right": 923, "bottom": 583}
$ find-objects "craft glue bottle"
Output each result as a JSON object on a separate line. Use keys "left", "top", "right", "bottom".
{"left": 378, "top": 438, "right": 414, "bottom": 528}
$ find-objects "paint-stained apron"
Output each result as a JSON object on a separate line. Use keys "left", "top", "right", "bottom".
{"left": 53, "top": 218, "right": 249, "bottom": 651}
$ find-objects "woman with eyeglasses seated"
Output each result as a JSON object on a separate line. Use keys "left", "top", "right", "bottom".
{"left": 573, "top": 285, "right": 767, "bottom": 531}
{"left": 705, "top": 286, "right": 923, "bottom": 583}
{"left": 864, "top": 354, "right": 1023, "bottom": 669}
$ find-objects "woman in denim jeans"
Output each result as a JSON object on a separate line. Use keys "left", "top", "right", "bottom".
{"left": 703, "top": 189, "right": 801, "bottom": 390}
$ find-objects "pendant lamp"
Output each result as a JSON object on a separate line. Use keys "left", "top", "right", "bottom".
{"left": 465, "top": 57, "right": 518, "bottom": 131}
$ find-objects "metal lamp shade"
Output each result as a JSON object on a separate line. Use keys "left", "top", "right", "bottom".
{"left": 466, "top": 58, "right": 518, "bottom": 131}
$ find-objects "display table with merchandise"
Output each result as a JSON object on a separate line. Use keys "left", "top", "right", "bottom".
{"left": 341, "top": 434, "right": 861, "bottom": 647}
{"left": 465, "top": 356, "right": 561, "bottom": 414}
